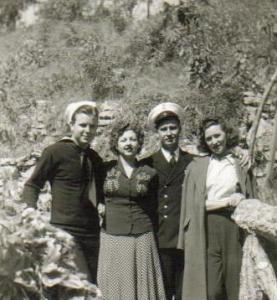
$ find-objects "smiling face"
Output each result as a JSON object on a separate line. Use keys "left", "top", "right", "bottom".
{"left": 157, "top": 118, "right": 181, "bottom": 152}
{"left": 70, "top": 113, "right": 98, "bottom": 148}
{"left": 204, "top": 124, "right": 227, "bottom": 156}
{"left": 116, "top": 129, "right": 139, "bottom": 159}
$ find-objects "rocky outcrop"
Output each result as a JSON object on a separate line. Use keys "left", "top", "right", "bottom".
{"left": 0, "top": 151, "right": 51, "bottom": 213}
{"left": 1, "top": 95, "right": 277, "bottom": 201}
{"left": 0, "top": 99, "right": 121, "bottom": 210}
{"left": 232, "top": 200, "right": 277, "bottom": 300}
{"left": 242, "top": 92, "right": 276, "bottom": 182}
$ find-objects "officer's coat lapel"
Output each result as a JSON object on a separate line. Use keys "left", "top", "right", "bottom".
{"left": 166, "top": 151, "right": 192, "bottom": 185}
{"left": 152, "top": 149, "right": 192, "bottom": 185}
{"left": 152, "top": 150, "right": 170, "bottom": 177}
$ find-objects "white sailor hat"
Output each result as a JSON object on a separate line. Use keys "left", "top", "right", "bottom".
{"left": 147, "top": 102, "right": 184, "bottom": 130}
{"left": 64, "top": 101, "right": 98, "bottom": 125}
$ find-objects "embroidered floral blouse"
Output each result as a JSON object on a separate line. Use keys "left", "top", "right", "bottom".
{"left": 102, "top": 159, "right": 158, "bottom": 236}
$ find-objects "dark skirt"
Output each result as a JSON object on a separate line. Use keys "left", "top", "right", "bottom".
{"left": 97, "top": 231, "right": 166, "bottom": 300}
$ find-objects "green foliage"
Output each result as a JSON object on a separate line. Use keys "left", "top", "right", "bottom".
{"left": 0, "top": 0, "right": 276, "bottom": 157}
{"left": 0, "top": 0, "right": 35, "bottom": 30}
{"left": 0, "top": 189, "right": 100, "bottom": 299}
{"left": 124, "top": 1, "right": 277, "bottom": 90}
{"left": 92, "top": 0, "right": 137, "bottom": 33}
{"left": 38, "top": 0, "right": 88, "bottom": 22}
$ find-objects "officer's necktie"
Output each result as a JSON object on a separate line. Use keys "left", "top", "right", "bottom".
{"left": 169, "top": 152, "right": 176, "bottom": 167}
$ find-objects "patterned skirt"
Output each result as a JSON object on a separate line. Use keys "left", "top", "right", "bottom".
{"left": 97, "top": 231, "right": 166, "bottom": 300}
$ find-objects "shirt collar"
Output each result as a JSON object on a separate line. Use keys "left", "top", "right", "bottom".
{"left": 210, "top": 153, "right": 235, "bottom": 164}
{"left": 161, "top": 147, "right": 180, "bottom": 162}
{"left": 60, "top": 137, "right": 90, "bottom": 153}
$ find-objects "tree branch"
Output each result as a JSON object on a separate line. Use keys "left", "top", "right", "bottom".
{"left": 249, "top": 68, "right": 277, "bottom": 162}
{"left": 265, "top": 107, "right": 277, "bottom": 186}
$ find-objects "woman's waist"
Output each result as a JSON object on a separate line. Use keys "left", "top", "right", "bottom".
{"left": 105, "top": 198, "right": 152, "bottom": 209}
{"left": 104, "top": 201, "right": 154, "bottom": 230}
{"left": 105, "top": 204, "right": 154, "bottom": 220}
{"left": 100, "top": 228, "right": 153, "bottom": 238}
{"left": 207, "top": 207, "right": 234, "bottom": 218}
{"left": 206, "top": 189, "right": 238, "bottom": 203}
{"left": 103, "top": 222, "right": 153, "bottom": 235}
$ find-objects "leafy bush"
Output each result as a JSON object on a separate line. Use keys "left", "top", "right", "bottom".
{"left": 0, "top": 0, "right": 36, "bottom": 30}
{"left": 0, "top": 0, "right": 276, "bottom": 157}
{"left": 38, "top": 0, "right": 88, "bottom": 22}
{"left": 0, "top": 191, "right": 101, "bottom": 299}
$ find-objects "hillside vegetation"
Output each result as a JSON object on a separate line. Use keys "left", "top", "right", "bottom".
{"left": 0, "top": 0, "right": 276, "bottom": 157}
{"left": 0, "top": 2, "right": 277, "bottom": 297}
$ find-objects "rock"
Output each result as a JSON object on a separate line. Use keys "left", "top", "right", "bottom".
{"left": 243, "top": 91, "right": 263, "bottom": 106}
{"left": 0, "top": 166, "right": 18, "bottom": 180}
{"left": 98, "top": 100, "right": 119, "bottom": 128}
{"left": 247, "top": 117, "right": 274, "bottom": 152}
{"left": 243, "top": 91, "right": 276, "bottom": 111}
{"left": 16, "top": 3, "right": 40, "bottom": 28}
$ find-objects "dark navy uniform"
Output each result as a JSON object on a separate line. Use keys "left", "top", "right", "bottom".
{"left": 22, "top": 139, "right": 104, "bottom": 283}
{"left": 142, "top": 149, "right": 193, "bottom": 300}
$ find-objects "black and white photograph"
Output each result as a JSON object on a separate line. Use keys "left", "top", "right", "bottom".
{"left": 0, "top": 0, "right": 277, "bottom": 299}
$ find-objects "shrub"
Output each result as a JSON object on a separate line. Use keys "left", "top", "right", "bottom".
{"left": 0, "top": 0, "right": 36, "bottom": 30}
{"left": 38, "top": 0, "right": 88, "bottom": 22}
{"left": 0, "top": 0, "right": 276, "bottom": 158}
{"left": 0, "top": 193, "right": 101, "bottom": 299}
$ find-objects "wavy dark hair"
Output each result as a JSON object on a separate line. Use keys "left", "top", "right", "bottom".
{"left": 197, "top": 116, "right": 239, "bottom": 154}
{"left": 110, "top": 119, "right": 144, "bottom": 155}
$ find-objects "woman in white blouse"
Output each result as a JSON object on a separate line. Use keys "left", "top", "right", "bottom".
{"left": 178, "top": 117, "right": 256, "bottom": 300}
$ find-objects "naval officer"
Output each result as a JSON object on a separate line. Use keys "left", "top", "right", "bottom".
{"left": 142, "top": 102, "right": 194, "bottom": 300}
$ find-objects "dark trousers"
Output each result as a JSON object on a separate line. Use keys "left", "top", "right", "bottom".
{"left": 73, "top": 234, "right": 99, "bottom": 283}
{"left": 159, "top": 248, "right": 184, "bottom": 300}
{"left": 207, "top": 212, "right": 242, "bottom": 300}
{"left": 44, "top": 233, "right": 99, "bottom": 300}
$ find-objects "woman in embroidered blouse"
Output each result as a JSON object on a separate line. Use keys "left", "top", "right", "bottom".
{"left": 97, "top": 119, "right": 166, "bottom": 300}
{"left": 178, "top": 117, "right": 256, "bottom": 300}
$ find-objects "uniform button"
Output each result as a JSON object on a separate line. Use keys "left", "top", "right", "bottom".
{"left": 164, "top": 194, "right": 168, "bottom": 198}
{"left": 164, "top": 215, "right": 168, "bottom": 219}
{"left": 164, "top": 205, "right": 168, "bottom": 209}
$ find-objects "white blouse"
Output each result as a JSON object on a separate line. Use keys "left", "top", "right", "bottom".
{"left": 206, "top": 154, "right": 238, "bottom": 203}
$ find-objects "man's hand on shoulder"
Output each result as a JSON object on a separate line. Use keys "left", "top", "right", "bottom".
{"left": 232, "top": 146, "right": 252, "bottom": 169}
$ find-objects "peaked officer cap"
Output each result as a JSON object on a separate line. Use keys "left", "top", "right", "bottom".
{"left": 147, "top": 102, "right": 184, "bottom": 130}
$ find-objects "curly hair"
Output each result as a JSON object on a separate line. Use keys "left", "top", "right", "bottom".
{"left": 197, "top": 116, "right": 239, "bottom": 154}
{"left": 110, "top": 119, "right": 144, "bottom": 155}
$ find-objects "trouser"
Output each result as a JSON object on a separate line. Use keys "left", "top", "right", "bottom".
{"left": 207, "top": 211, "right": 242, "bottom": 300}
{"left": 73, "top": 234, "right": 99, "bottom": 283}
{"left": 159, "top": 248, "right": 184, "bottom": 300}
{"left": 44, "top": 232, "right": 99, "bottom": 300}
